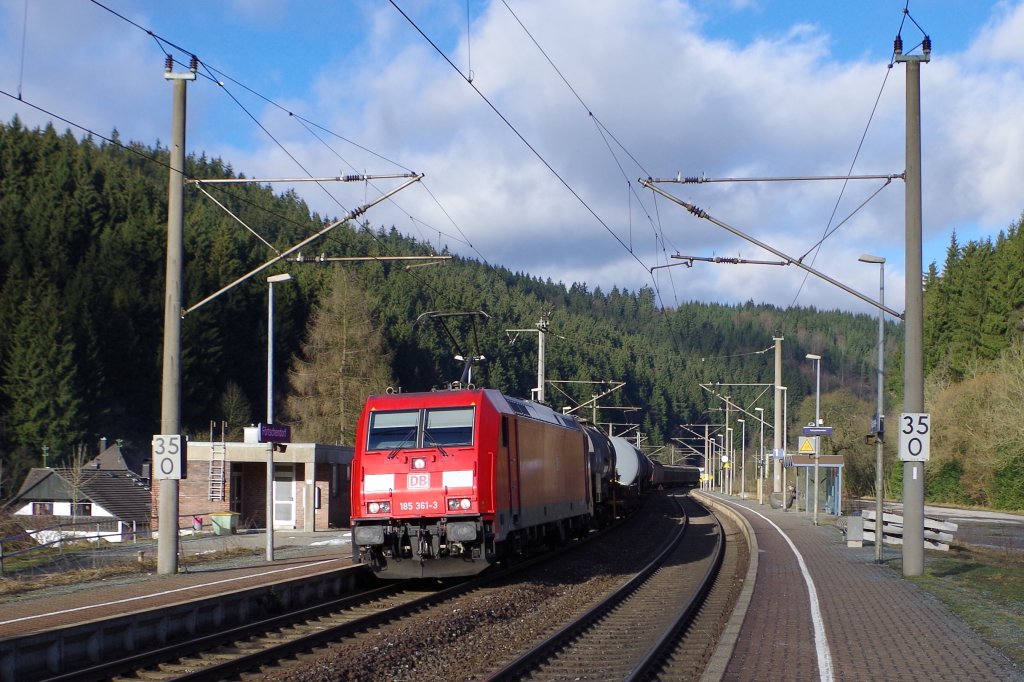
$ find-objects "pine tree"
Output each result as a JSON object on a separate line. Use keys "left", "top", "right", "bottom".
{"left": 2, "top": 275, "right": 86, "bottom": 463}
{"left": 284, "top": 269, "right": 394, "bottom": 445}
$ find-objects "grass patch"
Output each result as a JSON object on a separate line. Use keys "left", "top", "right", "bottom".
{"left": 907, "top": 544, "right": 1024, "bottom": 669}
{"left": 0, "top": 545, "right": 258, "bottom": 599}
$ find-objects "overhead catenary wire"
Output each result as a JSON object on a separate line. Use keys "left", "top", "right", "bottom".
{"left": 0, "top": 83, "right": 471, "bottom": 327}
{"left": 787, "top": 48, "right": 900, "bottom": 309}
{"left": 83, "top": 0, "right": 484, "bottom": 313}
{"left": 641, "top": 180, "right": 903, "bottom": 319}
{"left": 389, "top": 1, "right": 656, "bottom": 298}
{"left": 498, "top": 0, "right": 677, "bottom": 306}
{"left": 788, "top": 1, "right": 930, "bottom": 312}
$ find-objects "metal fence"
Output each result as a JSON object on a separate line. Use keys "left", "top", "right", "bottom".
{"left": 0, "top": 512, "right": 245, "bottom": 576}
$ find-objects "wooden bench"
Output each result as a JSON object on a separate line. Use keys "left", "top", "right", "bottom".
{"left": 860, "top": 510, "right": 958, "bottom": 551}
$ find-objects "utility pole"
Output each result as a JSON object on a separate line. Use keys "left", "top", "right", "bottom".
{"left": 773, "top": 336, "right": 783, "bottom": 494}
{"left": 157, "top": 55, "right": 196, "bottom": 576}
{"left": 506, "top": 316, "right": 549, "bottom": 403}
{"left": 896, "top": 34, "right": 930, "bottom": 577}
{"left": 724, "top": 396, "right": 731, "bottom": 495}
{"left": 704, "top": 423, "right": 709, "bottom": 490}
{"left": 536, "top": 317, "right": 546, "bottom": 403}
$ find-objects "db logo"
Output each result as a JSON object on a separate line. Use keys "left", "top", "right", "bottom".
{"left": 407, "top": 473, "right": 430, "bottom": 489}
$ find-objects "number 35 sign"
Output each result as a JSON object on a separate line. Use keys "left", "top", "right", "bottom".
{"left": 899, "top": 413, "right": 931, "bottom": 462}
{"left": 152, "top": 434, "right": 185, "bottom": 479}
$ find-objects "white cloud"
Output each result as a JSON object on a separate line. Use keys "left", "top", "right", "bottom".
{"left": 2, "top": 0, "right": 1023, "bottom": 317}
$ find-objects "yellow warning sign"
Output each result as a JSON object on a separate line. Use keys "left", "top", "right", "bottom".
{"left": 798, "top": 436, "right": 818, "bottom": 454}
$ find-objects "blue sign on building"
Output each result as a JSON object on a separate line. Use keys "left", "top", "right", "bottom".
{"left": 259, "top": 423, "right": 292, "bottom": 443}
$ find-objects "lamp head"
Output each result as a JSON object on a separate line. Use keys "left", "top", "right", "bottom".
{"left": 858, "top": 254, "right": 885, "bottom": 264}
{"left": 806, "top": 353, "right": 821, "bottom": 361}
{"left": 267, "top": 273, "right": 292, "bottom": 284}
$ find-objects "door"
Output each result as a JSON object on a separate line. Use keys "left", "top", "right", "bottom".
{"left": 506, "top": 416, "right": 521, "bottom": 524}
{"left": 273, "top": 464, "right": 296, "bottom": 528}
{"left": 230, "top": 471, "right": 243, "bottom": 515}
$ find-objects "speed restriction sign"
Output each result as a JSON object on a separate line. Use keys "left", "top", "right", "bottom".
{"left": 152, "top": 434, "right": 185, "bottom": 479}
{"left": 899, "top": 413, "right": 930, "bottom": 462}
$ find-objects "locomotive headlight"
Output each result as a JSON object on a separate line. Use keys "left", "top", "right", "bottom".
{"left": 368, "top": 501, "right": 390, "bottom": 514}
{"left": 411, "top": 457, "right": 427, "bottom": 469}
{"left": 460, "top": 498, "right": 471, "bottom": 510}
{"left": 368, "top": 502, "right": 380, "bottom": 513}
{"left": 447, "top": 498, "right": 459, "bottom": 510}
{"left": 448, "top": 497, "right": 472, "bottom": 511}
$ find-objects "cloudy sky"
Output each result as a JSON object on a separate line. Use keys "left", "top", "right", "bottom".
{"left": 3, "top": 0, "right": 1023, "bottom": 316}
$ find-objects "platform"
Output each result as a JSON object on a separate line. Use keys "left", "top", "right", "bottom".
{"left": 696, "top": 492, "right": 1022, "bottom": 682}
{"left": 0, "top": 528, "right": 354, "bottom": 638}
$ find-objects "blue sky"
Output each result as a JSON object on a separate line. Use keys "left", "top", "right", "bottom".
{"left": 3, "top": 1, "right": 1023, "bottom": 315}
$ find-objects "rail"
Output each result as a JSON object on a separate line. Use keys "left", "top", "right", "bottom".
{"left": 485, "top": 494, "right": 725, "bottom": 681}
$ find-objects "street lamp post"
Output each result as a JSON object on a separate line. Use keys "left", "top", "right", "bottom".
{"left": 806, "top": 353, "right": 822, "bottom": 525}
{"left": 860, "top": 254, "right": 886, "bottom": 562}
{"left": 755, "top": 407, "right": 765, "bottom": 504}
{"left": 737, "top": 418, "right": 746, "bottom": 498}
{"left": 266, "top": 272, "right": 292, "bottom": 561}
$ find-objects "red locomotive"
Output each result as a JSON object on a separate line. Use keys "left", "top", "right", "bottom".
{"left": 350, "top": 388, "right": 604, "bottom": 578}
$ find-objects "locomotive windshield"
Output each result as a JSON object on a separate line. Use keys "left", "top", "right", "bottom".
{"left": 366, "top": 407, "right": 475, "bottom": 451}
{"left": 424, "top": 407, "right": 474, "bottom": 446}
{"left": 367, "top": 410, "right": 419, "bottom": 451}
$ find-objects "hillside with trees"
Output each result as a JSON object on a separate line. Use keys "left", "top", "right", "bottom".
{"left": 0, "top": 118, "right": 1021, "bottom": 510}
{"left": 917, "top": 226, "right": 1024, "bottom": 509}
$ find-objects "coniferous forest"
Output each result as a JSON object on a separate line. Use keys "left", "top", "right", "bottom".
{"left": 1, "top": 119, "right": 1022, "bottom": 509}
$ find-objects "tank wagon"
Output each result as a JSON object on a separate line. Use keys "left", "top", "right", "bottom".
{"left": 581, "top": 422, "right": 617, "bottom": 527}
{"left": 609, "top": 435, "right": 700, "bottom": 490}
{"left": 608, "top": 435, "right": 658, "bottom": 503}
{"left": 660, "top": 463, "right": 701, "bottom": 488}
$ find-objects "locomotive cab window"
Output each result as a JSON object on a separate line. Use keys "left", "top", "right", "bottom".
{"left": 424, "top": 407, "right": 474, "bottom": 447}
{"left": 367, "top": 410, "right": 419, "bottom": 451}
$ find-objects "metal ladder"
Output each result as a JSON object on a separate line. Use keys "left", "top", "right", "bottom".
{"left": 208, "top": 421, "right": 227, "bottom": 501}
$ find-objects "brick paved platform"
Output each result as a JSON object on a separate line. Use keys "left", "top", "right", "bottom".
{"left": 697, "top": 492, "right": 1022, "bottom": 682}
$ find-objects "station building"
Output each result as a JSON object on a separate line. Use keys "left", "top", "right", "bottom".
{"left": 149, "top": 427, "right": 354, "bottom": 534}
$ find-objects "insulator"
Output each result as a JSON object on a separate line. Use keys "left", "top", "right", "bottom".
{"left": 893, "top": 35, "right": 903, "bottom": 55}
{"left": 164, "top": 55, "right": 174, "bottom": 72}
{"left": 189, "top": 55, "right": 198, "bottom": 72}
{"left": 685, "top": 176, "right": 699, "bottom": 183}
{"left": 922, "top": 36, "right": 932, "bottom": 54}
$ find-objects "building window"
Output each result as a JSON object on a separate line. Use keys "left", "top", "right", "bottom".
{"left": 32, "top": 502, "right": 53, "bottom": 515}
{"left": 72, "top": 502, "right": 92, "bottom": 517}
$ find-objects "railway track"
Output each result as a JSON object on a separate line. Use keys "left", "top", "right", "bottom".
{"left": 487, "top": 495, "right": 730, "bottom": 681}
{"left": 37, "top": 492, "right": 747, "bottom": 681}
{"left": 41, "top": 514, "right": 629, "bottom": 681}
{"left": 43, "top": 581, "right": 450, "bottom": 681}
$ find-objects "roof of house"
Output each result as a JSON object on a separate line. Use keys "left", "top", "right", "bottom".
{"left": 9, "top": 467, "right": 152, "bottom": 525}
{"left": 76, "top": 469, "right": 152, "bottom": 525}
{"left": 88, "top": 441, "right": 148, "bottom": 476}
